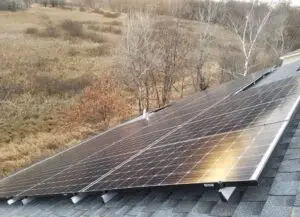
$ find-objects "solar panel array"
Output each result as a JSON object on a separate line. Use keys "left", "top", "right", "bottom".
{"left": 87, "top": 77, "right": 300, "bottom": 191}
{"left": 88, "top": 123, "right": 283, "bottom": 191}
{"left": 0, "top": 71, "right": 299, "bottom": 199}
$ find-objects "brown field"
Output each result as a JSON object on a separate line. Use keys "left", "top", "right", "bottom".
{"left": 0, "top": 5, "right": 241, "bottom": 177}
{"left": 0, "top": 6, "right": 128, "bottom": 177}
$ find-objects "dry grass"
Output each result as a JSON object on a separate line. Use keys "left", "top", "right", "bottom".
{"left": 87, "top": 23, "right": 101, "bottom": 31}
{"left": 25, "top": 27, "right": 39, "bottom": 34}
{"left": 86, "top": 44, "right": 112, "bottom": 56}
{"left": 93, "top": 8, "right": 104, "bottom": 15}
{"left": 92, "top": 8, "right": 121, "bottom": 18}
{"left": 87, "top": 23, "right": 122, "bottom": 35}
{"left": 104, "top": 20, "right": 122, "bottom": 26}
{"left": 68, "top": 46, "right": 80, "bottom": 56}
{"left": 25, "top": 19, "right": 109, "bottom": 43}
{"left": 0, "top": 128, "right": 91, "bottom": 177}
{"left": 0, "top": 6, "right": 125, "bottom": 177}
{"left": 102, "top": 11, "right": 121, "bottom": 18}
{"left": 84, "top": 31, "right": 108, "bottom": 43}
{"left": 38, "top": 25, "right": 61, "bottom": 37}
{"left": 100, "top": 26, "right": 122, "bottom": 35}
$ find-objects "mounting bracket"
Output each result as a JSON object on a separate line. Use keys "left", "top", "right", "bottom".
{"left": 71, "top": 193, "right": 87, "bottom": 204}
{"left": 22, "top": 197, "right": 35, "bottom": 205}
{"left": 218, "top": 187, "right": 236, "bottom": 202}
{"left": 7, "top": 196, "right": 23, "bottom": 205}
{"left": 101, "top": 192, "right": 117, "bottom": 203}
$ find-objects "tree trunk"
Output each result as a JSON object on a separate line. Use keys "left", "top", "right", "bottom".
{"left": 243, "top": 57, "right": 249, "bottom": 76}
{"left": 145, "top": 79, "right": 150, "bottom": 111}
{"left": 150, "top": 72, "right": 161, "bottom": 108}
{"left": 138, "top": 86, "right": 143, "bottom": 114}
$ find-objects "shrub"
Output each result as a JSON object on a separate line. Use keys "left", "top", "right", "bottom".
{"left": 102, "top": 11, "right": 121, "bottom": 18}
{"left": 25, "top": 27, "right": 39, "bottom": 35}
{"left": 67, "top": 74, "right": 132, "bottom": 127}
{"left": 60, "top": 19, "right": 84, "bottom": 37}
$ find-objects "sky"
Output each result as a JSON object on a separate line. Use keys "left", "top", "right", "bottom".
{"left": 270, "top": 0, "right": 300, "bottom": 6}
{"left": 215, "top": 0, "right": 300, "bottom": 6}
{"left": 252, "top": 0, "right": 300, "bottom": 6}
{"left": 288, "top": 0, "right": 300, "bottom": 6}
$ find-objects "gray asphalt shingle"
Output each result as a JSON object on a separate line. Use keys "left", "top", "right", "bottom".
{"left": 270, "top": 181, "right": 298, "bottom": 196}
{"left": 233, "top": 201, "right": 264, "bottom": 217}
{"left": 259, "top": 205, "right": 292, "bottom": 217}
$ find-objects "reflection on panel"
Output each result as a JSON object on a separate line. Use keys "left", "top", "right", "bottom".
{"left": 87, "top": 122, "right": 283, "bottom": 191}
{"left": 153, "top": 77, "right": 300, "bottom": 147}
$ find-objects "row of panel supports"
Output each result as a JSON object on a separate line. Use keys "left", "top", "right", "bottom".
{"left": 6, "top": 192, "right": 118, "bottom": 205}
{"left": 6, "top": 187, "right": 236, "bottom": 205}
{"left": 7, "top": 196, "right": 35, "bottom": 205}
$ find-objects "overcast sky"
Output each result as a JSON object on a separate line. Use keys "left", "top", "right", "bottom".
{"left": 288, "top": 0, "right": 299, "bottom": 6}
{"left": 216, "top": 0, "right": 300, "bottom": 6}
{"left": 270, "top": 0, "right": 300, "bottom": 6}
{"left": 252, "top": 0, "right": 300, "bottom": 6}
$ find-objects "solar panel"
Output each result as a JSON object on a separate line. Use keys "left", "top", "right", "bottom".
{"left": 84, "top": 76, "right": 300, "bottom": 192}
{"left": 16, "top": 126, "right": 176, "bottom": 196}
{"left": 87, "top": 122, "right": 283, "bottom": 191}
{"left": 150, "top": 71, "right": 265, "bottom": 123}
{"left": 0, "top": 70, "right": 294, "bottom": 198}
{"left": 0, "top": 119, "right": 148, "bottom": 198}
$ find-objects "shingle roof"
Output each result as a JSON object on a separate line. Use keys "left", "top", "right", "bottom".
{"left": 280, "top": 49, "right": 300, "bottom": 59}
{"left": 254, "top": 61, "right": 300, "bottom": 87}
{"left": 2, "top": 61, "right": 300, "bottom": 217}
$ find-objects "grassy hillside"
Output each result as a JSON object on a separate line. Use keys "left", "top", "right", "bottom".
{"left": 0, "top": 6, "right": 127, "bottom": 176}
{"left": 0, "top": 6, "right": 244, "bottom": 177}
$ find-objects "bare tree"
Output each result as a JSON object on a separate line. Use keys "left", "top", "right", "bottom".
{"left": 154, "top": 18, "right": 193, "bottom": 105}
{"left": 117, "top": 11, "right": 157, "bottom": 114}
{"left": 190, "top": 0, "right": 220, "bottom": 91}
{"left": 229, "top": 1, "right": 273, "bottom": 76}
{"left": 261, "top": 3, "right": 293, "bottom": 60}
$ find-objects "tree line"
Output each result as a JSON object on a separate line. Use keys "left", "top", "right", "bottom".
{"left": 112, "top": 0, "right": 300, "bottom": 114}
{"left": 1, "top": 0, "right": 300, "bottom": 115}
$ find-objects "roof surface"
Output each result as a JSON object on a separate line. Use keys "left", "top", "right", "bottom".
{"left": 280, "top": 49, "right": 300, "bottom": 59}
{"left": 251, "top": 61, "right": 300, "bottom": 87}
{"left": 1, "top": 61, "right": 300, "bottom": 217}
